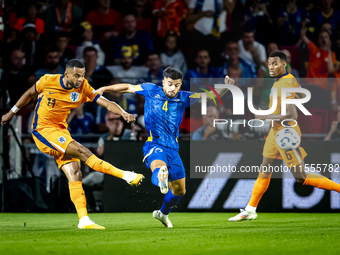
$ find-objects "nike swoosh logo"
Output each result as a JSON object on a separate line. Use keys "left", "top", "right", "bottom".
{"left": 49, "top": 92, "right": 55, "bottom": 94}
{"left": 100, "top": 161, "right": 103, "bottom": 165}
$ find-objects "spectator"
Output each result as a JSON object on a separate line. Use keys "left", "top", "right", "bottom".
{"left": 277, "top": 0, "right": 309, "bottom": 46}
{"left": 6, "top": 49, "right": 32, "bottom": 107}
{"left": 309, "top": 0, "right": 340, "bottom": 41}
{"left": 185, "top": 0, "right": 236, "bottom": 63}
{"left": 76, "top": 21, "right": 105, "bottom": 66}
{"left": 134, "top": 0, "right": 153, "bottom": 35}
{"left": 98, "top": 112, "right": 135, "bottom": 147}
{"left": 238, "top": 29, "right": 267, "bottom": 77}
{"left": 222, "top": 41, "right": 257, "bottom": 80}
{"left": 82, "top": 47, "right": 112, "bottom": 89}
{"left": 44, "top": 0, "right": 83, "bottom": 38}
{"left": 68, "top": 103, "right": 95, "bottom": 140}
{"left": 301, "top": 26, "right": 339, "bottom": 85}
{"left": 324, "top": 121, "right": 340, "bottom": 140}
{"left": 160, "top": 30, "right": 188, "bottom": 75}
{"left": 86, "top": 0, "right": 122, "bottom": 41}
{"left": 185, "top": 49, "right": 223, "bottom": 90}
{"left": 95, "top": 89, "right": 137, "bottom": 132}
{"left": 28, "top": 46, "right": 65, "bottom": 84}
{"left": 14, "top": 2, "right": 44, "bottom": 40}
{"left": 55, "top": 31, "right": 75, "bottom": 69}
{"left": 145, "top": 51, "right": 163, "bottom": 85}
{"left": 282, "top": 49, "right": 300, "bottom": 81}
{"left": 10, "top": 22, "right": 40, "bottom": 70}
{"left": 186, "top": 0, "right": 236, "bottom": 37}
{"left": 240, "top": 0, "right": 273, "bottom": 44}
{"left": 192, "top": 106, "right": 225, "bottom": 140}
{"left": 107, "top": 49, "right": 149, "bottom": 85}
{"left": 301, "top": 23, "right": 339, "bottom": 110}
{"left": 112, "top": 13, "right": 154, "bottom": 65}
{"left": 153, "top": 0, "right": 187, "bottom": 38}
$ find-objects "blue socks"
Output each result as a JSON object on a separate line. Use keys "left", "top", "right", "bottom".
{"left": 151, "top": 168, "right": 160, "bottom": 186}
{"left": 160, "top": 189, "right": 183, "bottom": 215}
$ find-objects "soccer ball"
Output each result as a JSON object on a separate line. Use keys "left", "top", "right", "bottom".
{"left": 275, "top": 128, "right": 300, "bottom": 151}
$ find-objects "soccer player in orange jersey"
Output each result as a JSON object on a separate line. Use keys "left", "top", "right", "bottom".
{"left": 229, "top": 51, "right": 340, "bottom": 221}
{"left": 1, "top": 59, "right": 144, "bottom": 229}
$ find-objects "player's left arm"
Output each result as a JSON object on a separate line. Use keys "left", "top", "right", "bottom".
{"left": 96, "top": 96, "right": 135, "bottom": 123}
{"left": 201, "top": 76, "right": 233, "bottom": 103}
{"left": 255, "top": 104, "right": 298, "bottom": 121}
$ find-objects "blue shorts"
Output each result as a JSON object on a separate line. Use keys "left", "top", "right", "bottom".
{"left": 142, "top": 142, "right": 185, "bottom": 182}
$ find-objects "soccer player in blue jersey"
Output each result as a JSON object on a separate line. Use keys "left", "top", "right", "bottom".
{"left": 97, "top": 66, "right": 232, "bottom": 227}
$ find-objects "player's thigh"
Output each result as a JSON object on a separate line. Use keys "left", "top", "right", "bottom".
{"left": 169, "top": 177, "right": 186, "bottom": 196}
{"left": 262, "top": 129, "right": 281, "bottom": 163}
{"left": 32, "top": 128, "right": 72, "bottom": 158}
{"left": 168, "top": 152, "right": 186, "bottom": 191}
{"left": 64, "top": 140, "right": 93, "bottom": 162}
{"left": 61, "top": 161, "right": 82, "bottom": 181}
{"left": 143, "top": 144, "right": 169, "bottom": 171}
{"left": 260, "top": 156, "right": 281, "bottom": 174}
{"left": 289, "top": 160, "right": 307, "bottom": 183}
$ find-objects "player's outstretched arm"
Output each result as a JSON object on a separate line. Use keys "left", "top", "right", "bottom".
{"left": 96, "top": 84, "right": 137, "bottom": 95}
{"left": 1, "top": 85, "right": 38, "bottom": 125}
{"left": 201, "top": 76, "right": 233, "bottom": 102}
{"left": 96, "top": 96, "right": 135, "bottom": 123}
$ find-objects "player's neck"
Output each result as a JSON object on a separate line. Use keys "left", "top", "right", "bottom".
{"left": 62, "top": 76, "right": 71, "bottom": 89}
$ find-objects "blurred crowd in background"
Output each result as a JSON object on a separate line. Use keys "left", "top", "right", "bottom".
{"left": 0, "top": 0, "right": 340, "bottom": 148}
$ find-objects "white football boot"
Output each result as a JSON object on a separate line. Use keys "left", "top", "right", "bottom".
{"left": 153, "top": 210, "right": 173, "bottom": 228}
{"left": 158, "top": 166, "right": 169, "bottom": 194}
{"left": 228, "top": 209, "right": 257, "bottom": 222}
{"left": 123, "top": 171, "right": 144, "bottom": 186}
{"left": 78, "top": 216, "right": 105, "bottom": 229}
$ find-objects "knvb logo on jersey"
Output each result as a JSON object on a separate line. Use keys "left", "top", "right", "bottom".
{"left": 58, "top": 136, "right": 66, "bottom": 144}
{"left": 70, "top": 92, "right": 80, "bottom": 102}
{"left": 200, "top": 84, "right": 312, "bottom": 128}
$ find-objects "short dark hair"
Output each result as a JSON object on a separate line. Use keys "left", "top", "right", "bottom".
{"left": 83, "top": 46, "right": 98, "bottom": 54}
{"left": 56, "top": 31, "right": 70, "bottom": 39}
{"left": 46, "top": 46, "right": 59, "bottom": 55}
{"left": 163, "top": 66, "right": 183, "bottom": 81}
{"left": 243, "top": 27, "right": 255, "bottom": 35}
{"left": 147, "top": 50, "right": 160, "bottom": 59}
{"left": 66, "top": 59, "right": 85, "bottom": 69}
{"left": 269, "top": 50, "right": 287, "bottom": 62}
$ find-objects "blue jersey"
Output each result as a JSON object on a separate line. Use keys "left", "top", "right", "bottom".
{"left": 135, "top": 83, "right": 200, "bottom": 151}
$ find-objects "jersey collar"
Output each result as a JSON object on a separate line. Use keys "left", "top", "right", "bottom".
{"left": 275, "top": 71, "right": 289, "bottom": 82}
{"left": 60, "top": 75, "right": 73, "bottom": 90}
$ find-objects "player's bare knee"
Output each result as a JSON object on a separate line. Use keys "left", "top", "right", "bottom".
{"left": 173, "top": 188, "right": 186, "bottom": 196}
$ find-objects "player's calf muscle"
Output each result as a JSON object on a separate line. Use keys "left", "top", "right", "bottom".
{"left": 62, "top": 162, "right": 82, "bottom": 181}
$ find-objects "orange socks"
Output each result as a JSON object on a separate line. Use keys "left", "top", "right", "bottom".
{"left": 69, "top": 181, "right": 87, "bottom": 220}
{"left": 303, "top": 174, "right": 340, "bottom": 192}
{"left": 248, "top": 173, "right": 272, "bottom": 207}
{"left": 85, "top": 155, "right": 124, "bottom": 179}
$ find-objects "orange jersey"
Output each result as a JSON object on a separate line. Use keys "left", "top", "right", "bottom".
{"left": 31, "top": 74, "right": 100, "bottom": 130}
{"left": 268, "top": 72, "right": 300, "bottom": 130}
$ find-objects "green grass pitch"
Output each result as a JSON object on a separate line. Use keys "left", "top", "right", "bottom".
{"left": 0, "top": 213, "right": 339, "bottom": 255}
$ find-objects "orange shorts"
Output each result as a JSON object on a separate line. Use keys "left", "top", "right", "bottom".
{"left": 32, "top": 126, "right": 80, "bottom": 169}
{"left": 263, "top": 126, "right": 307, "bottom": 167}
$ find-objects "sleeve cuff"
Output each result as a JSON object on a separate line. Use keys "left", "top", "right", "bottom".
{"left": 93, "top": 94, "right": 100, "bottom": 102}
